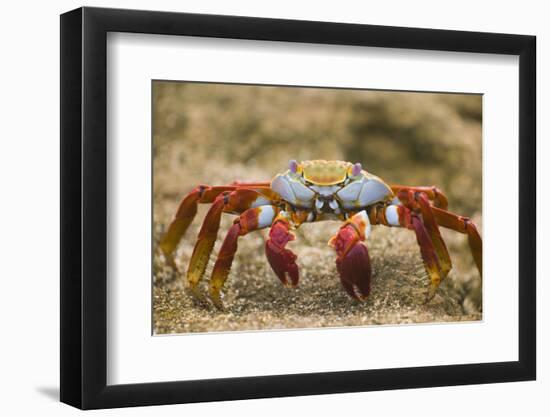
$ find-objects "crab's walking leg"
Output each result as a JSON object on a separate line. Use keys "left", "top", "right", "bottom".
{"left": 409, "top": 214, "right": 444, "bottom": 301}
{"left": 265, "top": 212, "right": 300, "bottom": 288}
{"left": 431, "top": 207, "right": 483, "bottom": 278}
{"left": 390, "top": 185, "right": 449, "bottom": 209}
{"left": 160, "top": 185, "right": 275, "bottom": 270}
{"left": 397, "top": 190, "right": 453, "bottom": 280}
{"left": 185, "top": 196, "right": 225, "bottom": 297}
{"left": 209, "top": 205, "right": 279, "bottom": 309}
{"left": 329, "top": 211, "right": 372, "bottom": 300}
{"left": 159, "top": 186, "right": 232, "bottom": 267}
{"left": 186, "top": 189, "right": 277, "bottom": 296}
{"left": 375, "top": 204, "right": 444, "bottom": 301}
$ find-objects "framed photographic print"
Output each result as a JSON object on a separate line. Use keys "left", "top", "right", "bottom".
{"left": 60, "top": 6, "right": 536, "bottom": 409}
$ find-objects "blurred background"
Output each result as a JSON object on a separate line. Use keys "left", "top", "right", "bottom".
{"left": 153, "top": 81, "right": 482, "bottom": 334}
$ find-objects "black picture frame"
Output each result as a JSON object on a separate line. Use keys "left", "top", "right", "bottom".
{"left": 60, "top": 6, "right": 536, "bottom": 410}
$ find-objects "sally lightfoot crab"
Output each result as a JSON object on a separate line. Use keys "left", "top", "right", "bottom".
{"left": 159, "top": 160, "right": 482, "bottom": 309}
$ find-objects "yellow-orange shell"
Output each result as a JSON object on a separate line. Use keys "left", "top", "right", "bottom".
{"left": 300, "top": 160, "right": 354, "bottom": 186}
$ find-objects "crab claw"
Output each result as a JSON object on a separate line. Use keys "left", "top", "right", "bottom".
{"left": 265, "top": 220, "right": 299, "bottom": 287}
{"left": 330, "top": 224, "right": 372, "bottom": 300}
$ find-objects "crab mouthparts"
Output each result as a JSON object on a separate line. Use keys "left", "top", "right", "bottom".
{"left": 315, "top": 196, "right": 340, "bottom": 213}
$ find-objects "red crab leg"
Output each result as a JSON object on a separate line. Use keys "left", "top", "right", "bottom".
{"left": 370, "top": 204, "right": 444, "bottom": 301}
{"left": 160, "top": 185, "right": 231, "bottom": 263}
{"left": 209, "top": 205, "right": 279, "bottom": 309}
{"left": 394, "top": 204, "right": 444, "bottom": 301}
{"left": 431, "top": 207, "right": 483, "bottom": 278}
{"left": 329, "top": 211, "right": 372, "bottom": 301}
{"left": 159, "top": 184, "right": 275, "bottom": 270}
{"left": 265, "top": 214, "right": 300, "bottom": 288}
{"left": 186, "top": 189, "right": 278, "bottom": 294}
{"left": 397, "top": 190, "right": 453, "bottom": 280}
{"left": 390, "top": 184, "right": 449, "bottom": 209}
{"left": 409, "top": 213, "right": 444, "bottom": 301}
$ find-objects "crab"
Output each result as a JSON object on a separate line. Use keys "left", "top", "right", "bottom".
{"left": 159, "top": 160, "right": 482, "bottom": 309}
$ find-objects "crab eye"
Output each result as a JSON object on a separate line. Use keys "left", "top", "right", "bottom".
{"left": 289, "top": 159, "right": 298, "bottom": 174}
